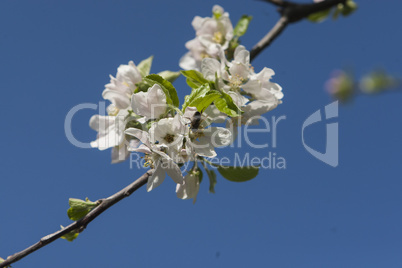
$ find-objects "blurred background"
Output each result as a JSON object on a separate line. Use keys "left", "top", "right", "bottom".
{"left": 0, "top": 0, "right": 401, "bottom": 267}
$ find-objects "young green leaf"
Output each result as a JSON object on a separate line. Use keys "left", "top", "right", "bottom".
{"left": 157, "top": 70, "right": 181, "bottom": 83}
{"left": 60, "top": 225, "right": 79, "bottom": 242}
{"left": 181, "top": 70, "right": 209, "bottom": 89}
{"left": 201, "top": 160, "right": 217, "bottom": 193}
{"left": 198, "top": 167, "right": 204, "bottom": 184}
{"left": 182, "top": 83, "right": 211, "bottom": 112}
{"left": 144, "top": 74, "right": 180, "bottom": 107}
{"left": 233, "top": 15, "right": 253, "bottom": 37}
{"left": 190, "top": 91, "right": 222, "bottom": 112}
{"left": 137, "top": 56, "right": 154, "bottom": 77}
{"left": 216, "top": 165, "right": 259, "bottom": 182}
{"left": 206, "top": 168, "right": 217, "bottom": 193}
{"left": 214, "top": 92, "right": 243, "bottom": 117}
{"left": 67, "top": 198, "right": 99, "bottom": 221}
{"left": 308, "top": 9, "right": 331, "bottom": 23}
{"left": 341, "top": 0, "right": 358, "bottom": 16}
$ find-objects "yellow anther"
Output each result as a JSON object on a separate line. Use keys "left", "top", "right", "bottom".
{"left": 213, "top": 31, "right": 224, "bottom": 44}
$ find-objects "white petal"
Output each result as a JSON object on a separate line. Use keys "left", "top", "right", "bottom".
{"left": 183, "top": 173, "right": 200, "bottom": 199}
{"left": 176, "top": 173, "right": 200, "bottom": 200}
{"left": 207, "top": 127, "right": 232, "bottom": 147}
{"left": 229, "top": 61, "right": 249, "bottom": 80}
{"left": 228, "top": 91, "right": 248, "bottom": 107}
{"left": 242, "top": 79, "right": 261, "bottom": 95}
{"left": 124, "top": 128, "right": 151, "bottom": 147}
{"left": 197, "top": 19, "right": 218, "bottom": 36}
{"left": 212, "top": 5, "right": 224, "bottom": 15}
{"left": 179, "top": 52, "right": 199, "bottom": 71}
{"left": 89, "top": 115, "right": 123, "bottom": 150}
{"left": 147, "top": 162, "right": 166, "bottom": 192}
{"left": 116, "top": 61, "right": 142, "bottom": 90}
{"left": 147, "top": 84, "right": 167, "bottom": 119}
{"left": 131, "top": 91, "right": 149, "bottom": 117}
{"left": 233, "top": 45, "right": 250, "bottom": 66}
{"left": 203, "top": 105, "right": 227, "bottom": 124}
{"left": 192, "top": 137, "right": 217, "bottom": 158}
{"left": 132, "top": 84, "right": 166, "bottom": 120}
{"left": 89, "top": 115, "right": 114, "bottom": 132}
{"left": 102, "top": 89, "right": 130, "bottom": 110}
{"left": 192, "top": 16, "right": 205, "bottom": 31}
{"left": 176, "top": 183, "right": 186, "bottom": 199}
{"left": 201, "top": 58, "right": 221, "bottom": 81}
{"left": 111, "top": 144, "right": 129, "bottom": 164}
{"left": 129, "top": 144, "right": 151, "bottom": 154}
{"left": 161, "top": 157, "right": 184, "bottom": 184}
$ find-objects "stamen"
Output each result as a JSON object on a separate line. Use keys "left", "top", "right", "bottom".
{"left": 164, "top": 134, "right": 175, "bottom": 143}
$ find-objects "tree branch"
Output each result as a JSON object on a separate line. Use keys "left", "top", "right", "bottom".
{"left": 0, "top": 170, "right": 153, "bottom": 268}
{"left": 250, "top": 16, "right": 289, "bottom": 62}
{"left": 0, "top": 1, "right": 351, "bottom": 267}
{"left": 250, "top": 0, "right": 347, "bottom": 61}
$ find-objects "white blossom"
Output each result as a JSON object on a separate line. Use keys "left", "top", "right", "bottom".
{"left": 148, "top": 114, "right": 188, "bottom": 160}
{"left": 125, "top": 128, "right": 184, "bottom": 191}
{"left": 180, "top": 5, "right": 234, "bottom": 70}
{"left": 102, "top": 61, "right": 142, "bottom": 110}
{"left": 183, "top": 107, "right": 231, "bottom": 158}
{"left": 131, "top": 84, "right": 167, "bottom": 122}
{"left": 89, "top": 109, "right": 130, "bottom": 163}
{"left": 201, "top": 45, "right": 283, "bottom": 127}
{"left": 176, "top": 171, "right": 200, "bottom": 202}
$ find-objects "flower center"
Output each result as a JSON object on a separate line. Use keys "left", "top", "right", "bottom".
{"left": 144, "top": 155, "right": 154, "bottom": 169}
{"left": 201, "top": 52, "right": 210, "bottom": 59}
{"left": 107, "top": 105, "right": 119, "bottom": 116}
{"left": 229, "top": 73, "right": 245, "bottom": 89}
{"left": 213, "top": 31, "right": 224, "bottom": 45}
{"left": 164, "top": 134, "right": 175, "bottom": 143}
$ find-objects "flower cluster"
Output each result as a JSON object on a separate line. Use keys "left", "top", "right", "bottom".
{"left": 90, "top": 5, "right": 283, "bottom": 202}
{"left": 180, "top": 5, "right": 234, "bottom": 71}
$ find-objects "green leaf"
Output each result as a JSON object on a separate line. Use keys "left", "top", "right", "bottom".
{"left": 137, "top": 56, "right": 153, "bottom": 77}
{"left": 201, "top": 160, "right": 218, "bottom": 193}
{"left": 233, "top": 15, "right": 253, "bottom": 37}
{"left": 67, "top": 198, "right": 98, "bottom": 221}
{"left": 198, "top": 168, "right": 203, "bottom": 184}
{"left": 186, "top": 79, "right": 201, "bottom": 89}
{"left": 181, "top": 70, "right": 209, "bottom": 89}
{"left": 333, "top": 0, "right": 357, "bottom": 19}
{"left": 216, "top": 165, "right": 259, "bottom": 182}
{"left": 359, "top": 70, "right": 399, "bottom": 94}
{"left": 308, "top": 9, "right": 331, "bottom": 23}
{"left": 182, "top": 83, "right": 211, "bottom": 112}
{"left": 134, "top": 81, "right": 151, "bottom": 93}
{"left": 341, "top": 0, "right": 358, "bottom": 16}
{"left": 332, "top": 6, "right": 341, "bottom": 19}
{"left": 206, "top": 169, "right": 217, "bottom": 193}
{"left": 190, "top": 91, "right": 222, "bottom": 112}
{"left": 157, "top": 70, "right": 181, "bottom": 83}
{"left": 214, "top": 92, "right": 243, "bottom": 117}
{"left": 60, "top": 225, "right": 79, "bottom": 242}
{"left": 144, "top": 74, "right": 180, "bottom": 108}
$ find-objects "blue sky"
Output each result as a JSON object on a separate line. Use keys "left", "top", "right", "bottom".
{"left": 1, "top": 0, "right": 401, "bottom": 267}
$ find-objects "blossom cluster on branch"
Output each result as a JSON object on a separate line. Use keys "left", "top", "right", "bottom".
{"left": 89, "top": 5, "right": 283, "bottom": 202}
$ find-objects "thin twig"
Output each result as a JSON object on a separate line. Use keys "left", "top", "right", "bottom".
{"left": 0, "top": 170, "right": 153, "bottom": 268}
{"left": 250, "top": 16, "right": 289, "bottom": 62}
{"left": 250, "top": 0, "right": 347, "bottom": 60}
{"left": 262, "top": 0, "right": 286, "bottom": 7}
